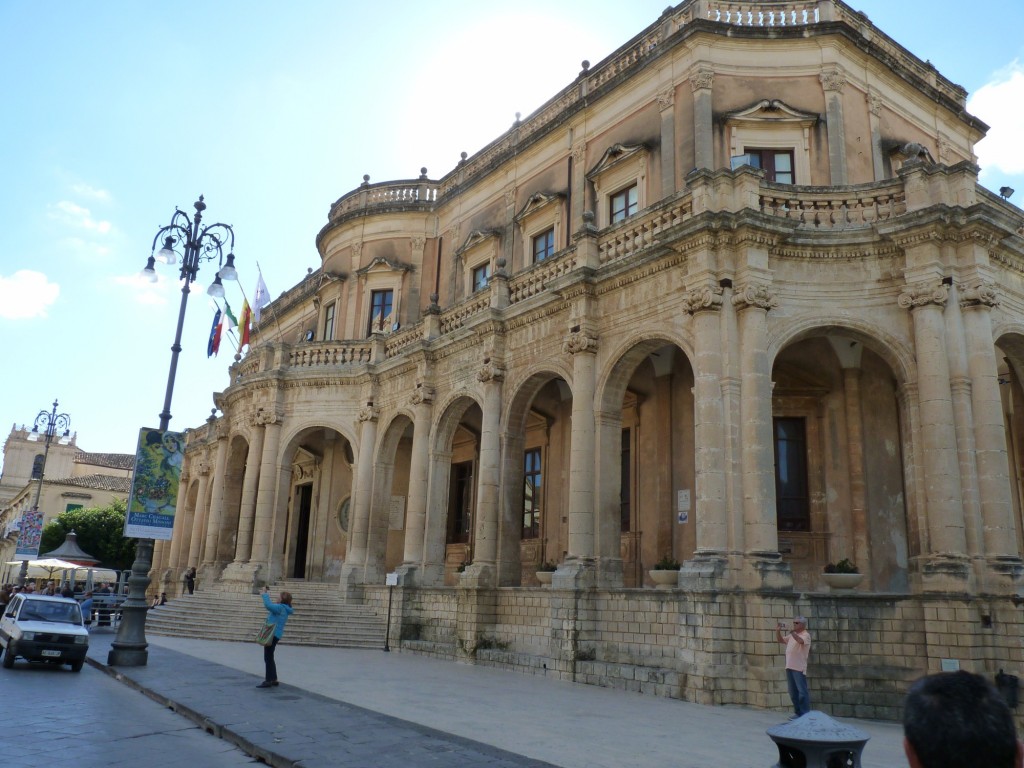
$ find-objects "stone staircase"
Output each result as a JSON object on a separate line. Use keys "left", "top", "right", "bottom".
{"left": 144, "top": 580, "right": 387, "bottom": 649}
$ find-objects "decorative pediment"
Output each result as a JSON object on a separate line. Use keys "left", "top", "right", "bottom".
{"left": 586, "top": 143, "right": 649, "bottom": 180}
{"left": 455, "top": 229, "right": 501, "bottom": 263}
{"left": 723, "top": 99, "right": 819, "bottom": 128}
{"left": 354, "top": 256, "right": 411, "bottom": 278}
{"left": 515, "top": 192, "right": 565, "bottom": 223}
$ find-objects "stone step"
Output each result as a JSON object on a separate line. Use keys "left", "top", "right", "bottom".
{"left": 145, "top": 588, "right": 387, "bottom": 649}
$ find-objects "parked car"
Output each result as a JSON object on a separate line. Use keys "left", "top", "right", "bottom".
{"left": 0, "top": 593, "right": 88, "bottom": 672}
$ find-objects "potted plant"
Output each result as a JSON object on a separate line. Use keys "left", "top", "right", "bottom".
{"left": 649, "top": 554, "right": 681, "bottom": 588}
{"left": 535, "top": 561, "right": 557, "bottom": 585}
{"left": 822, "top": 558, "right": 863, "bottom": 591}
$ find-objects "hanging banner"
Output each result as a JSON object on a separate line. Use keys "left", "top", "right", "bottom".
{"left": 14, "top": 507, "right": 44, "bottom": 559}
{"left": 124, "top": 428, "right": 184, "bottom": 540}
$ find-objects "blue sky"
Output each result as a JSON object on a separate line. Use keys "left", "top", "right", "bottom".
{"left": 2, "top": 1, "right": 1023, "bottom": 458}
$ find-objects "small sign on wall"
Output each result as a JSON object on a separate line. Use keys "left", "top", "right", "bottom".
{"left": 940, "top": 658, "right": 961, "bottom": 672}
{"left": 677, "top": 489, "right": 691, "bottom": 524}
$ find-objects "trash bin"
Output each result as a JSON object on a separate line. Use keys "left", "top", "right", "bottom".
{"left": 996, "top": 670, "right": 1019, "bottom": 709}
{"left": 766, "top": 711, "right": 870, "bottom": 768}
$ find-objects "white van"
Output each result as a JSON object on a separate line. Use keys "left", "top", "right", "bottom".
{"left": 0, "top": 593, "right": 89, "bottom": 672}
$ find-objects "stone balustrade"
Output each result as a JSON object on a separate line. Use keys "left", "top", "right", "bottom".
{"left": 439, "top": 294, "right": 491, "bottom": 335}
{"left": 508, "top": 249, "right": 579, "bottom": 304}
{"left": 288, "top": 341, "right": 373, "bottom": 368}
{"left": 759, "top": 181, "right": 907, "bottom": 228}
{"left": 598, "top": 198, "right": 695, "bottom": 264}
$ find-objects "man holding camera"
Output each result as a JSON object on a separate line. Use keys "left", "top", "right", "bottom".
{"left": 776, "top": 615, "right": 812, "bottom": 718}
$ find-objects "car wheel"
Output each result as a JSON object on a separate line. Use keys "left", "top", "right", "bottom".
{"left": 70, "top": 660, "right": 83, "bottom": 673}
{"left": 2, "top": 646, "right": 14, "bottom": 669}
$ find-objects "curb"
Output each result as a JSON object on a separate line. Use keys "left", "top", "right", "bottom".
{"left": 86, "top": 655, "right": 297, "bottom": 768}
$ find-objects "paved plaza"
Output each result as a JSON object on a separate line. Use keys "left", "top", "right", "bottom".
{"left": 68, "top": 629, "right": 908, "bottom": 768}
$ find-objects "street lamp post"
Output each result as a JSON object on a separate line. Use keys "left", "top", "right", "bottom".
{"left": 16, "top": 400, "right": 71, "bottom": 587}
{"left": 108, "top": 195, "right": 237, "bottom": 667}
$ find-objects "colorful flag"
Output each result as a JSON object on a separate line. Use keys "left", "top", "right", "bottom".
{"left": 253, "top": 271, "right": 270, "bottom": 323}
{"left": 239, "top": 299, "right": 252, "bottom": 348}
{"left": 207, "top": 309, "right": 222, "bottom": 357}
{"left": 223, "top": 299, "right": 239, "bottom": 330}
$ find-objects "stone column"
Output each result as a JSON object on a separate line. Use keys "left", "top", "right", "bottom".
{"left": 249, "top": 412, "right": 282, "bottom": 566}
{"left": 657, "top": 87, "right": 676, "bottom": 197}
{"left": 463, "top": 360, "right": 503, "bottom": 588}
{"left": 686, "top": 285, "right": 728, "bottom": 557}
{"left": 960, "top": 283, "right": 1023, "bottom": 586}
{"left": 820, "top": 68, "right": 848, "bottom": 185}
{"left": 898, "top": 281, "right": 969, "bottom": 586}
{"left": 342, "top": 404, "right": 379, "bottom": 588}
{"left": 399, "top": 385, "right": 433, "bottom": 583}
{"left": 233, "top": 422, "right": 265, "bottom": 563}
{"left": 866, "top": 88, "right": 885, "bottom": 181}
{"left": 733, "top": 283, "right": 788, "bottom": 588}
{"left": 841, "top": 368, "right": 870, "bottom": 572}
{"left": 202, "top": 434, "right": 229, "bottom": 568}
{"left": 185, "top": 461, "right": 211, "bottom": 570}
{"left": 570, "top": 142, "right": 587, "bottom": 230}
{"left": 166, "top": 468, "right": 191, "bottom": 576}
{"left": 690, "top": 68, "right": 714, "bottom": 172}
{"left": 565, "top": 330, "right": 598, "bottom": 565}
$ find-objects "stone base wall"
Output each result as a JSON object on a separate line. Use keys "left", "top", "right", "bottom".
{"left": 392, "top": 585, "right": 1024, "bottom": 723}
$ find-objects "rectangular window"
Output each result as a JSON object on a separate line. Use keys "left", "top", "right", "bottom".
{"left": 610, "top": 184, "right": 638, "bottom": 223}
{"left": 620, "top": 428, "right": 631, "bottom": 532}
{"left": 448, "top": 461, "right": 474, "bottom": 544}
{"left": 65, "top": 504, "right": 83, "bottom": 513}
{"left": 522, "top": 448, "right": 542, "bottom": 539}
{"left": 322, "top": 302, "right": 335, "bottom": 341}
{"left": 532, "top": 228, "right": 555, "bottom": 263}
{"left": 774, "top": 417, "right": 810, "bottom": 531}
{"left": 472, "top": 263, "right": 491, "bottom": 292}
{"left": 733, "top": 149, "right": 795, "bottom": 184}
{"left": 367, "top": 289, "right": 393, "bottom": 335}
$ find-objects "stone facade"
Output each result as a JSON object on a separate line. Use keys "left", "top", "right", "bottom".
{"left": 158, "top": 0, "right": 1024, "bottom": 718}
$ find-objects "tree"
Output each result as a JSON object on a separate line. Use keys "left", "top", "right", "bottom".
{"left": 39, "top": 499, "right": 137, "bottom": 571}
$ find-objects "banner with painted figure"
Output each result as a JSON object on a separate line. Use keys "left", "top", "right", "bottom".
{"left": 13, "top": 506, "right": 44, "bottom": 559}
{"left": 124, "top": 428, "right": 184, "bottom": 540}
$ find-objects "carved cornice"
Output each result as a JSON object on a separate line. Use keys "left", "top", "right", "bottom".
{"left": 898, "top": 282, "right": 948, "bottom": 309}
{"left": 731, "top": 283, "right": 778, "bottom": 311}
{"left": 563, "top": 331, "right": 599, "bottom": 355}
{"left": 683, "top": 285, "right": 724, "bottom": 314}
{"left": 959, "top": 282, "right": 999, "bottom": 309}
{"left": 476, "top": 357, "right": 506, "bottom": 383}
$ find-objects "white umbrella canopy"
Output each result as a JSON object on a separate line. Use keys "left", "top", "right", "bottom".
{"left": 4, "top": 559, "right": 118, "bottom": 582}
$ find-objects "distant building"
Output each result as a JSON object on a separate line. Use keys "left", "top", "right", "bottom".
{"left": 158, "top": 0, "right": 1024, "bottom": 718}
{"left": 0, "top": 425, "right": 133, "bottom": 576}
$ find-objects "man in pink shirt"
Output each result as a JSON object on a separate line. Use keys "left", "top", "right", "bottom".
{"left": 776, "top": 615, "right": 812, "bottom": 718}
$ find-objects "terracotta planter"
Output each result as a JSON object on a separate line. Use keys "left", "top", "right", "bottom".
{"left": 649, "top": 569, "right": 679, "bottom": 588}
{"left": 536, "top": 571, "right": 553, "bottom": 585}
{"left": 822, "top": 572, "right": 864, "bottom": 592}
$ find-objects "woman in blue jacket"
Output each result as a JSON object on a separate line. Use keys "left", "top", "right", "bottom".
{"left": 257, "top": 586, "right": 293, "bottom": 688}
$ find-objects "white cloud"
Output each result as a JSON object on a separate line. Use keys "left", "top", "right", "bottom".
{"left": 0, "top": 270, "right": 60, "bottom": 320}
{"left": 969, "top": 61, "right": 1024, "bottom": 177}
{"left": 59, "top": 236, "right": 113, "bottom": 259}
{"left": 48, "top": 200, "right": 113, "bottom": 234}
{"left": 70, "top": 182, "right": 112, "bottom": 202}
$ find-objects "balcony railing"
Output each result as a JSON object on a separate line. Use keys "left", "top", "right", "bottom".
{"left": 759, "top": 180, "right": 907, "bottom": 228}
{"left": 289, "top": 342, "right": 373, "bottom": 368}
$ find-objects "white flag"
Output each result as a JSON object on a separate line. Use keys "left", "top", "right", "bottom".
{"left": 253, "top": 272, "right": 271, "bottom": 322}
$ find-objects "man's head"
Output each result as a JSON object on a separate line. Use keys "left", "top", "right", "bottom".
{"left": 793, "top": 616, "right": 807, "bottom": 630}
{"left": 904, "top": 671, "right": 1022, "bottom": 768}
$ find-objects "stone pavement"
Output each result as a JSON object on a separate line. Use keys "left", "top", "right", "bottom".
{"left": 86, "top": 630, "right": 908, "bottom": 768}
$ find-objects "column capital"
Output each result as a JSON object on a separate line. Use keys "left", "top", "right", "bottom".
{"left": 358, "top": 404, "right": 380, "bottom": 422}
{"left": 410, "top": 380, "right": 435, "bottom": 405}
{"left": 683, "top": 284, "right": 724, "bottom": 314}
{"left": 819, "top": 67, "right": 847, "bottom": 93}
{"left": 898, "top": 281, "right": 948, "bottom": 310}
{"left": 563, "top": 330, "right": 599, "bottom": 355}
{"left": 689, "top": 67, "right": 714, "bottom": 92}
{"left": 656, "top": 87, "right": 675, "bottom": 111}
{"left": 959, "top": 282, "right": 999, "bottom": 309}
{"left": 476, "top": 357, "right": 505, "bottom": 383}
{"left": 194, "top": 460, "right": 211, "bottom": 476}
{"left": 731, "top": 283, "right": 777, "bottom": 311}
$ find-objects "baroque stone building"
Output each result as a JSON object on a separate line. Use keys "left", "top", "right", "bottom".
{"left": 158, "top": 0, "right": 1024, "bottom": 717}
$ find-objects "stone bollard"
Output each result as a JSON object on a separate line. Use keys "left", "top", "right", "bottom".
{"left": 766, "top": 711, "right": 870, "bottom": 768}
